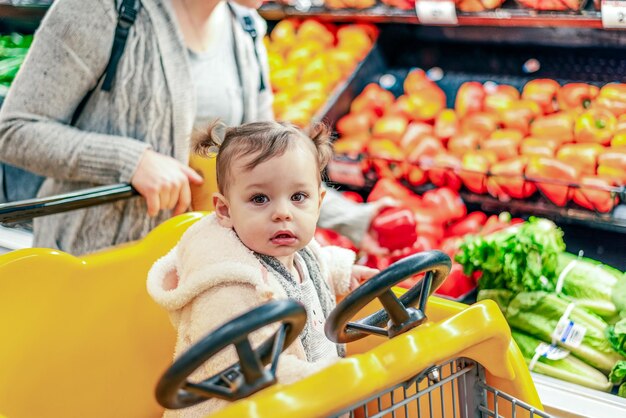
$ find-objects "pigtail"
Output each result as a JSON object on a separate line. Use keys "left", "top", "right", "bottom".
{"left": 306, "top": 121, "right": 334, "bottom": 171}
{"left": 191, "top": 120, "right": 227, "bottom": 157}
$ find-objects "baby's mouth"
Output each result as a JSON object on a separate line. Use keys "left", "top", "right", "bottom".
{"left": 271, "top": 231, "right": 297, "bottom": 245}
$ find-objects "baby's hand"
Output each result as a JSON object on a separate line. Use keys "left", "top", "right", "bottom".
{"left": 349, "top": 265, "right": 379, "bottom": 291}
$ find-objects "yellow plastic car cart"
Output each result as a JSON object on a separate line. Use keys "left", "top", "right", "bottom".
{"left": 0, "top": 176, "right": 548, "bottom": 418}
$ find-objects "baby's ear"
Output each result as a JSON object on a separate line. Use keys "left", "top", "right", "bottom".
{"left": 318, "top": 185, "right": 326, "bottom": 209}
{"left": 213, "top": 192, "right": 233, "bottom": 228}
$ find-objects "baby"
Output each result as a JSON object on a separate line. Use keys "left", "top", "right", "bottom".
{"left": 148, "top": 120, "right": 377, "bottom": 417}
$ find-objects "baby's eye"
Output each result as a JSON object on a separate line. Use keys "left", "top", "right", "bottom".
{"left": 251, "top": 194, "right": 269, "bottom": 204}
{"left": 291, "top": 192, "right": 308, "bottom": 202}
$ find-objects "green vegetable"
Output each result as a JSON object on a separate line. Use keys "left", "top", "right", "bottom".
{"left": 555, "top": 252, "right": 625, "bottom": 319}
{"left": 477, "top": 289, "right": 513, "bottom": 314}
{"left": 607, "top": 318, "right": 626, "bottom": 357}
{"left": 506, "top": 292, "right": 624, "bottom": 374}
{"left": 613, "top": 276, "right": 626, "bottom": 315}
{"left": 455, "top": 217, "right": 565, "bottom": 293}
{"left": 512, "top": 330, "right": 612, "bottom": 392}
{"left": 610, "top": 360, "right": 626, "bottom": 385}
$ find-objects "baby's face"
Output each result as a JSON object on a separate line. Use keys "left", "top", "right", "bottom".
{"left": 223, "top": 144, "right": 323, "bottom": 264}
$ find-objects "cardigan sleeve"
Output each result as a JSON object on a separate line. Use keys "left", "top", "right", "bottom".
{"left": 319, "top": 245, "right": 357, "bottom": 297}
{"left": 0, "top": 0, "right": 150, "bottom": 185}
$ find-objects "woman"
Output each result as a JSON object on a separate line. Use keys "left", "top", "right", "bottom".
{"left": 0, "top": 0, "right": 388, "bottom": 255}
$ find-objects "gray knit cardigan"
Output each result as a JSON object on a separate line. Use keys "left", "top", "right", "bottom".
{"left": 0, "top": 0, "right": 273, "bottom": 255}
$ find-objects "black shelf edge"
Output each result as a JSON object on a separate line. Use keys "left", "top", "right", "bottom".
{"left": 460, "top": 191, "right": 626, "bottom": 234}
{"left": 0, "top": 4, "right": 48, "bottom": 20}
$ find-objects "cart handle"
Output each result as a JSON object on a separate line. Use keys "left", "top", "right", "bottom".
{"left": 0, "top": 183, "right": 139, "bottom": 223}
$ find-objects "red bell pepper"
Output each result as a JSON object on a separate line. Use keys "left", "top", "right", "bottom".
{"left": 595, "top": 83, "right": 626, "bottom": 117}
{"left": 530, "top": 111, "right": 575, "bottom": 144}
{"left": 440, "top": 236, "right": 464, "bottom": 259}
{"left": 314, "top": 228, "right": 358, "bottom": 252}
{"left": 370, "top": 207, "right": 418, "bottom": 251}
{"left": 405, "top": 165, "right": 427, "bottom": 187}
{"left": 455, "top": 81, "right": 485, "bottom": 118}
{"left": 367, "top": 177, "right": 413, "bottom": 202}
{"left": 433, "top": 109, "right": 459, "bottom": 141}
{"left": 574, "top": 108, "right": 617, "bottom": 145}
{"left": 521, "top": 78, "right": 560, "bottom": 114}
{"left": 445, "top": 211, "right": 488, "bottom": 237}
{"left": 422, "top": 187, "right": 467, "bottom": 223}
{"left": 526, "top": 157, "right": 579, "bottom": 206}
{"left": 557, "top": 83, "right": 599, "bottom": 111}
{"left": 481, "top": 129, "right": 524, "bottom": 161}
{"left": 489, "top": 156, "right": 536, "bottom": 199}
{"left": 572, "top": 176, "right": 618, "bottom": 213}
{"left": 368, "top": 138, "right": 405, "bottom": 179}
{"left": 341, "top": 191, "right": 364, "bottom": 203}
{"left": 555, "top": 143, "right": 604, "bottom": 175}
{"left": 415, "top": 221, "right": 445, "bottom": 244}
{"left": 427, "top": 153, "right": 462, "bottom": 190}
{"left": 434, "top": 263, "right": 476, "bottom": 300}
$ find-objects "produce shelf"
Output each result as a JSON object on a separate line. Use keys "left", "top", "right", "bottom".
{"left": 260, "top": 2, "right": 607, "bottom": 29}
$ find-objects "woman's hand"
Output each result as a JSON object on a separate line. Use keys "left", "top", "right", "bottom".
{"left": 131, "top": 149, "right": 204, "bottom": 217}
{"left": 349, "top": 265, "right": 379, "bottom": 291}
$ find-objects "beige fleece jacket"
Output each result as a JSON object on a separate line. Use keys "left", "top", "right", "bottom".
{"left": 147, "top": 214, "right": 355, "bottom": 418}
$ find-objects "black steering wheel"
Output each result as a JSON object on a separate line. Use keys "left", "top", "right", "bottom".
{"left": 155, "top": 299, "right": 307, "bottom": 409}
{"left": 325, "top": 250, "right": 451, "bottom": 344}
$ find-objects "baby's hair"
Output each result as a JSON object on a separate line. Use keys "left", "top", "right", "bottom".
{"left": 192, "top": 120, "right": 333, "bottom": 193}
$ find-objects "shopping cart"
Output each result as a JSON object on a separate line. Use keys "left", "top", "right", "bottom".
{"left": 0, "top": 181, "right": 548, "bottom": 418}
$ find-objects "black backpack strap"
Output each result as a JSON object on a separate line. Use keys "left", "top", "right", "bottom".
{"left": 71, "top": 0, "right": 141, "bottom": 125}
{"left": 228, "top": 3, "right": 266, "bottom": 92}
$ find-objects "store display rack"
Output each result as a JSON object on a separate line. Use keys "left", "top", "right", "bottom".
{"left": 259, "top": 1, "right": 609, "bottom": 28}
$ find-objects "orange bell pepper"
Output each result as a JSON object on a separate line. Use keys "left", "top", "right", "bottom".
{"left": 520, "top": 137, "right": 559, "bottom": 158}
{"left": 433, "top": 109, "right": 459, "bottom": 141}
{"left": 333, "top": 135, "right": 369, "bottom": 156}
{"left": 459, "top": 150, "right": 497, "bottom": 194}
{"left": 336, "top": 111, "right": 374, "bottom": 136}
{"left": 368, "top": 138, "right": 404, "bottom": 179}
{"left": 447, "top": 131, "right": 481, "bottom": 157}
{"left": 372, "top": 114, "right": 409, "bottom": 142}
{"left": 481, "top": 129, "right": 523, "bottom": 161}
{"left": 597, "top": 165, "right": 626, "bottom": 185}
{"left": 455, "top": 81, "right": 485, "bottom": 118}
{"left": 403, "top": 68, "right": 437, "bottom": 96}
{"left": 489, "top": 156, "right": 536, "bottom": 200}
{"left": 406, "top": 88, "right": 446, "bottom": 122}
{"left": 351, "top": 83, "right": 395, "bottom": 117}
{"left": 399, "top": 122, "right": 433, "bottom": 150}
{"left": 595, "top": 83, "right": 626, "bottom": 117}
{"left": 483, "top": 85, "right": 520, "bottom": 113}
{"left": 460, "top": 112, "right": 500, "bottom": 137}
{"left": 574, "top": 108, "right": 617, "bottom": 145}
{"left": 526, "top": 157, "right": 579, "bottom": 206}
{"left": 522, "top": 79, "right": 560, "bottom": 114}
{"left": 572, "top": 176, "right": 618, "bottom": 213}
{"left": 499, "top": 99, "right": 542, "bottom": 135}
{"left": 405, "top": 134, "right": 445, "bottom": 165}
{"left": 611, "top": 130, "right": 626, "bottom": 147}
{"left": 557, "top": 83, "right": 599, "bottom": 111}
{"left": 530, "top": 111, "right": 575, "bottom": 144}
{"left": 555, "top": 143, "right": 604, "bottom": 175}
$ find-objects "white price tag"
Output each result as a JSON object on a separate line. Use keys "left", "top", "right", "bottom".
{"left": 415, "top": 0, "right": 458, "bottom": 25}
{"left": 327, "top": 158, "right": 366, "bottom": 187}
{"left": 534, "top": 342, "right": 570, "bottom": 361}
{"left": 602, "top": 0, "right": 626, "bottom": 29}
{"left": 552, "top": 318, "right": 587, "bottom": 348}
